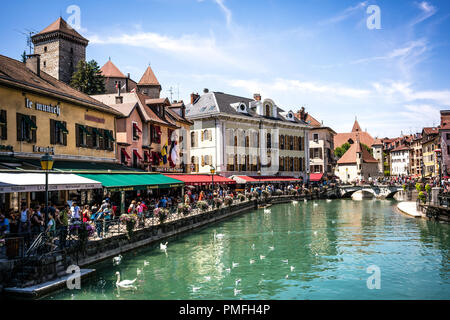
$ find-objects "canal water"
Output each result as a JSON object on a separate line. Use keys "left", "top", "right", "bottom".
{"left": 46, "top": 200, "right": 450, "bottom": 300}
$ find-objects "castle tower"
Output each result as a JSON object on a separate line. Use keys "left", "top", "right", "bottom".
{"left": 137, "top": 66, "right": 161, "bottom": 98}
{"left": 31, "top": 17, "right": 89, "bottom": 84}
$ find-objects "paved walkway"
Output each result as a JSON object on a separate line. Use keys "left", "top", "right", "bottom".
{"left": 396, "top": 201, "right": 426, "bottom": 218}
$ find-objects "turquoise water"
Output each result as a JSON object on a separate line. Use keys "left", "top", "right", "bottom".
{"left": 46, "top": 200, "right": 450, "bottom": 300}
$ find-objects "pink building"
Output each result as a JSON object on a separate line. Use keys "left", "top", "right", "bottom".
{"left": 440, "top": 110, "right": 450, "bottom": 176}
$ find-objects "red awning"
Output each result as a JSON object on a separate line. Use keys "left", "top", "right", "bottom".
{"left": 121, "top": 149, "right": 131, "bottom": 160}
{"left": 233, "top": 176, "right": 303, "bottom": 184}
{"left": 309, "top": 173, "right": 324, "bottom": 182}
{"left": 133, "top": 150, "right": 143, "bottom": 161}
{"left": 164, "top": 174, "right": 236, "bottom": 186}
{"left": 133, "top": 123, "right": 142, "bottom": 133}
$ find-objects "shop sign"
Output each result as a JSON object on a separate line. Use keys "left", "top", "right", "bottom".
{"left": 26, "top": 98, "right": 61, "bottom": 116}
{"left": 33, "top": 146, "right": 55, "bottom": 154}
{"left": 154, "top": 167, "right": 184, "bottom": 173}
{"left": 85, "top": 114, "right": 105, "bottom": 124}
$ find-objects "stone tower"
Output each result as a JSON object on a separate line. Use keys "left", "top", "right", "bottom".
{"left": 137, "top": 66, "right": 162, "bottom": 98}
{"left": 31, "top": 17, "right": 89, "bottom": 84}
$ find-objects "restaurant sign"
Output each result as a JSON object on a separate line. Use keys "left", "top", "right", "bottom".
{"left": 26, "top": 98, "right": 61, "bottom": 116}
{"left": 33, "top": 146, "right": 55, "bottom": 154}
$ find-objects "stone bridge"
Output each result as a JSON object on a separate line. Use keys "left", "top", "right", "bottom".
{"left": 326, "top": 185, "right": 404, "bottom": 199}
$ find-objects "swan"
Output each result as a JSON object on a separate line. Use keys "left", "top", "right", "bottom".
{"left": 282, "top": 259, "right": 288, "bottom": 264}
{"left": 204, "top": 276, "right": 211, "bottom": 281}
{"left": 192, "top": 286, "right": 201, "bottom": 292}
{"left": 251, "top": 244, "right": 255, "bottom": 250}
{"left": 292, "top": 201, "right": 299, "bottom": 205}
{"left": 225, "top": 268, "right": 231, "bottom": 273}
{"left": 232, "top": 262, "right": 239, "bottom": 268}
{"left": 313, "top": 203, "right": 318, "bottom": 207}
{"left": 144, "top": 261, "right": 149, "bottom": 266}
{"left": 234, "top": 288, "right": 242, "bottom": 296}
{"left": 214, "top": 230, "right": 225, "bottom": 240}
{"left": 264, "top": 209, "right": 271, "bottom": 214}
{"left": 285, "top": 275, "right": 289, "bottom": 279}
{"left": 250, "top": 259, "right": 255, "bottom": 264}
{"left": 137, "top": 268, "right": 142, "bottom": 276}
{"left": 326, "top": 199, "right": 332, "bottom": 203}
{"left": 304, "top": 199, "right": 307, "bottom": 203}
{"left": 160, "top": 242, "right": 168, "bottom": 250}
{"left": 260, "top": 255, "right": 266, "bottom": 260}
{"left": 113, "top": 255, "right": 122, "bottom": 265}
{"left": 313, "top": 231, "right": 318, "bottom": 236}
{"left": 235, "top": 279, "right": 241, "bottom": 286}
{"left": 290, "top": 266, "right": 295, "bottom": 272}
{"left": 269, "top": 246, "right": 275, "bottom": 251}
{"left": 115, "top": 272, "right": 137, "bottom": 289}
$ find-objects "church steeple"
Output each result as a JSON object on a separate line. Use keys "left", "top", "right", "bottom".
{"left": 352, "top": 117, "right": 362, "bottom": 133}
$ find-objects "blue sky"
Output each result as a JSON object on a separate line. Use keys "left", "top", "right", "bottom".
{"left": 1, "top": 0, "right": 450, "bottom": 138}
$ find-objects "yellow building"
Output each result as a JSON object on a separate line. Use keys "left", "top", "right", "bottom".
{"left": 0, "top": 54, "right": 121, "bottom": 209}
{"left": 421, "top": 127, "right": 440, "bottom": 178}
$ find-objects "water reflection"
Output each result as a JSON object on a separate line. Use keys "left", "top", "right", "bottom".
{"left": 46, "top": 200, "right": 450, "bottom": 300}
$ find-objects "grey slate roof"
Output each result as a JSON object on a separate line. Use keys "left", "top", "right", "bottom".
{"left": 186, "top": 92, "right": 308, "bottom": 125}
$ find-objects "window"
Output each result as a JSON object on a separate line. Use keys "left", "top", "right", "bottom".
{"left": 280, "top": 135, "right": 285, "bottom": 150}
{"left": 43, "top": 61, "right": 46, "bottom": 68}
{"left": 265, "top": 105, "right": 271, "bottom": 117}
{"left": 133, "top": 122, "right": 141, "bottom": 141}
{"left": 267, "top": 133, "right": 272, "bottom": 149}
{"left": 151, "top": 125, "right": 161, "bottom": 144}
{"left": 17, "top": 113, "right": 36, "bottom": 143}
{"left": 50, "top": 120, "right": 68, "bottom": 146}
{"left": 103, "top": 130, "right": 115, "bottom": 151}
{"left": 313, "top": 134, "right": 319, "bottom": 142}
{"left": 289, "top": 136, "right": 294, "bottom": 150}
{"left": 191, "top": 131, "right": 197, "bottom": 148}
{"left": 76, "top": 124, "right": 89, "bottom": 147}
{"left": 0, "top": 110, "right": 7, "bottom": 140}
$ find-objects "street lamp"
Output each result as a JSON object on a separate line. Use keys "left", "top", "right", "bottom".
{"left": 210, "top": 165, "right": 216, "bottom": 192}
{"left": 41, "top": 152, "right": 54, "bottom": 226}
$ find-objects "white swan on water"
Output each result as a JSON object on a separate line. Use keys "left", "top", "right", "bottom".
{"left": 326, "top": 199, "right": 332, "bottom": 203}
{"left": 292, "top": 201, "right": 299, "bottom": 205}
{"left": 115, "top": 272, "right": 137, "bottom": 290}
{"left": 264, "top": 208, "right": 271, "bottom": 214}
{"left": 137, "top": 268, "right": 142, "bottom": 276}
{"left": 144, "top": 261, "right": 149, "bottom": 266}
{"left": 269, "top": 246, "right": 275, "bottom": 251}
{"left": 290, "top": 266, "right": 295, "bottom": 272}
{"left": 160, "top": 242, "right": 168, "bottom": 250}
{"left": 260, "top": 255, "right": 266, "bottom": 260}
{"left": 234, "top": 288, "right": 242, "bottom": 296}
{"left": 214, "top": 230, "right": 225, "bottom": 240}
{"left": 113, "top": 255, "right": 122, "bottom": 265}
{"left": 250, "top": 259, "right": 255, "bottom": 264}
{"left": 282, "top": 259, "right": 288, "bottom": 264}
{"left": 232, "top": 262, "right": 239, "bottom": 268}
{"left": 251, "top": 244, "right": 256, "bottom": 250}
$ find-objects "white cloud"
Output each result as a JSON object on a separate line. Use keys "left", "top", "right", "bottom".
{"left": 411, "top": 1, "right": 437, "bottom": 26}
{"left": 319, "top": 1, "right": 368, "bottom": 25}
{"left": 198, "top": 0, "right": 232, "bottom": 28}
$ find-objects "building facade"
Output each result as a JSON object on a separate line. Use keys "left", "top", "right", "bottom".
{"left": 100, "top": 59, "right": 137, "bottom": 94}
{"left": 390, "top": 146, "right": 411, "bottom": 176}
{"left": 410, "top": 133, "right": 423, "bottom": 178}
{"left": 31, "top": 17, "right": 88, "bottom": 84}
{"left": 295, "top": 108, "right": 336, "bottom": 178}
{"left": 371, "top": 139, "right": 384, "bottom": 175}
{"left": 422, "top": 127, "right": 440, "bottom": 178}
{"left": 334, "top": 140, "right": 380, "bottom": 183}
{"left": 440, "top": 110, "right": 450, "bottom": 177}
{"left": 186, "top": 91, "right": 310, "bottom": 180}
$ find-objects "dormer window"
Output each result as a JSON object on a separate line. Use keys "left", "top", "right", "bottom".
{"left": 265, "top": 104, "right": 271, "bottom": 117}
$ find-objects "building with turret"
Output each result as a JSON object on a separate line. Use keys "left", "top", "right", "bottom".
{"left": 31, "top": 17, "right": 88, "bottom": 84}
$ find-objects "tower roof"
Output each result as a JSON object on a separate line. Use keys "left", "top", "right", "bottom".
{"left": 100, "top": 60, "right": 127, "bottom": 78}
{"left": 352, "top": 119, "right": 362, "bottom": 132}
{"left": 138, "top": 66, "right": 160, "bottom": 86}
{"left": 337, "top": 141, "right": 378, "bottom": 165}
{"left": 34, "top": 17, "right": 88, "bottom": 43}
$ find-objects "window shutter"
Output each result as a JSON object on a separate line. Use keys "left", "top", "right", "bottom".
{"left": 86, "top": 127, "right": 93, "bottom": 148}
{"left": 63, "top": 121, "right": 67, "bottom": 146}
{"left": 1, "top": 110, "right": 7, "bottom": 140}
{"left": 31, "top": 116, "right": 37, "bottom": 143}
{"left": 209, "top": 130, "right": 213, "bottom": 141}
{"left": 17, "top": 113, "right": 22, "bottom": 142}
{"left": 50, "top": 119, "right": 56, "bottom": 145}
{"left": 75, "top": 124, "right": 80, "bottom": 147}
{"left": 201, "top": 156, "right": 205, "bottom": 166}
{"left": 201, "top": 131, "right": 204, "bottom": 142}
{"left": 108, "top": 131, "right": 114, "bottom": 151}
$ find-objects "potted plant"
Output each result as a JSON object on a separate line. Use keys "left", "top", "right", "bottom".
{"left": 197, "top": 200, "right": 209, "bottom": 211}
{"left": 238, "top": 194, "right": 246, "bottom": 202}
{"left": 156, "top": 208, "right": 169, "bottom": 224}
{"left": 120, "top": 214, "right": 138, "bottom": 239}
{"left": 262, "top": 190, "right": 270, "bottom": 200}
{"left": 418, "top": 191, "right": 426, "bottom": 204}
{"left": 178, "top": 203, "right": 191, "bottom": 215}
{"left": 214, "top": 198, "right": 223, "bottom": 209}
{"left": 224, "top": 196, "right": 233, "bottom": 206}
{"left": 252, "top": 191, "right": 260, "bottom": 199}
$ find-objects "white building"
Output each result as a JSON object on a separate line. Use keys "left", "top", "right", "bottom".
{"left": 335, "top": 140, "right": 380, "bottom": 183}
{"left": 390, "top": 145, "right": 411, "bottom": 176}
{"left": 186, "top": 91, "right": 310, "bottom": 180}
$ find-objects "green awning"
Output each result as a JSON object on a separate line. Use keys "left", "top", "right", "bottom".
{"left": 24, "top": 115, "right": 37, "bottom": 130}
{"left": 79, "top": 125, "right": 91, "bottom": 136}
{"left": 104, "top": 130, "right": 115, "bottom": 142}
{"left": 92, "top": 127, "right": 104, "bottom": 138}
{"left": 77, "top": 173, "right": 184, "bottom": 192}
{"left": 56, "top": 121, "right": 69, "bottom": 134}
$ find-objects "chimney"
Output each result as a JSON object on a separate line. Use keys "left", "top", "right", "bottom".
{"left": 203, "top": 88, "right": 209, "bottom": 94}
{"left": 115, "top": 96, "right": 123, "bottom": 104}
{"left": 26, "top": 54, "right": 41, "bottom": 77}
{"left": 191, "top": 93, "right": 200, "bottom": 104}
{"left": 127, "top": 73, "right": 130, "bottom": 79}
{"left": 254, "top": 93, "right": 261, "bottom": 101}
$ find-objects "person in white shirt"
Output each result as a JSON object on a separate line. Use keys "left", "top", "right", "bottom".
{"left": 71, "top": 202, "right": 81, "bottom": 221}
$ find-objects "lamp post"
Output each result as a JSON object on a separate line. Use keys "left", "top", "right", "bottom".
{"left": 41, "top": 152, "right": 54, "bottom": 226}
{"left": 210, "top": 165, "right": 216, "bottom": 192}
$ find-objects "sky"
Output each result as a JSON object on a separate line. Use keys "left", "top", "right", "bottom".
{"left": 1, "top": 0, "right": 450, "bottom": 138}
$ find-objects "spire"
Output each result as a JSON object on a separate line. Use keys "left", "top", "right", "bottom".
{"left": 100, "top": 60, "right": 127, "bottom": 78}
{"left": 34, "top": 17, "right": 88, "bottom": 43}
{"left": 138, "top": 66, "right": 160, "bottom": 86}
{"left": 352, "top": 118, "right": 362, "bottom": 133}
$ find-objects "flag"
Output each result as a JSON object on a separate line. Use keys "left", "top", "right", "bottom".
{"left": 169, "top": 141, "right": 178, "bottom": 168}
{"left": 121, "top": 83, "right": 127, "bottom": 90}
{"left": 161, "top": 143, "right": 168, "bottom": 165}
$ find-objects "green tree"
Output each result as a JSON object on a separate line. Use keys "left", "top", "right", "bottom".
{"left": 334, "top": 142, "right": 351, "bottom": 159}
{"left": 361, "top": 143, "right": 374, "bottom": 156}
{"left": 70, "top": 60, "right": 106, "bottom": 95}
